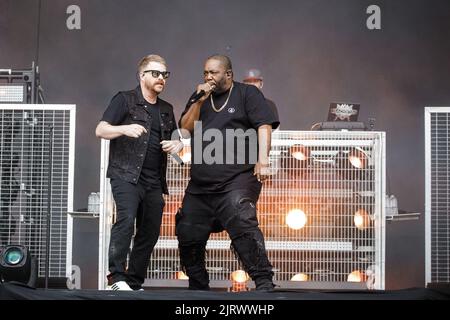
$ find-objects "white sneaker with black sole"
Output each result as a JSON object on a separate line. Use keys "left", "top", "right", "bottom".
{"left": 110, "top": 281, "right": 133, "bottom": 291}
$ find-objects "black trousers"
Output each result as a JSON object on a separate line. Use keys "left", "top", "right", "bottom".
{"left": 176, "top": 187, "right": 273, "bottom": 290}
{"left": 108, "top": 178, "right": 164, "bottom": 289}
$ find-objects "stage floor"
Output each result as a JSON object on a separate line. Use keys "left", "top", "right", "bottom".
{"left": 1, "top": 282, "right": 449, "bottom": 300}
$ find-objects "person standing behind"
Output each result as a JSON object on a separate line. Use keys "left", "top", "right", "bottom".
{"left": 95, "top": 54, "right": 183, "bottom": 291}
{"left": 177, "top": 55, "right": 279, "bottom": 291}
{"left": 243, "top": 68, "right": 279, "bottom": 126}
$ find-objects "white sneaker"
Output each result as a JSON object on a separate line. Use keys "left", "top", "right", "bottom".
{"left": 110, "top": 281, "right": 133, "bottom": 291}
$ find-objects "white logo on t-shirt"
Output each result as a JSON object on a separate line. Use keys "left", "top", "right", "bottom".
{"left": 227, "top": 107, "right": 236, "bottom": 113}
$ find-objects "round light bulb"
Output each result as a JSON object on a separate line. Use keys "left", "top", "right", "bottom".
{"left": 291, "top": 273, "right": 309, "bottom": 281}
{"left": 347, "top": 270, "right": 364, "bottom": 282}
{"left": 354, "top": 209, "right": 370, "bottom": 230}
{"left": 286, "top": 209, "right": 307, "bottom": 230}
{"left": 231, "top": 270, "right": 249, "bottom": 283}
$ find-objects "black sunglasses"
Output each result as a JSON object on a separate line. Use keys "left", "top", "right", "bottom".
{"left": 143, "top": 70, "right": 170, "bottom": 79}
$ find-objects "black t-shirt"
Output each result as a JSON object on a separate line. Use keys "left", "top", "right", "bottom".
{"left": 180, "top": 81, "right": 280, "bottom": 194}
{"left": 101, "top": 93, "right": 163, "bottom": 189}
{"left": 266, "top": 98, "right": 280, "bottom": 125}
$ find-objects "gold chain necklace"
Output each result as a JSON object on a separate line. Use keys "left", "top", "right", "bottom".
{"left": 210, "top": 83, "right": 234, "bottom": 113}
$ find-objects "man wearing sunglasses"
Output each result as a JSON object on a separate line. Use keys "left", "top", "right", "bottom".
{"left": 177, "top": 55, "right": 279, "bottom": 291}
{"left": 96, "top": 54, "right": 183, "bottom": 291}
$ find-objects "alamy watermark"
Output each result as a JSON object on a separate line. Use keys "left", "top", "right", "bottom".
{"left": 66, "top": 5, "right": 81, "bottom": 30}
{"left": 175, "top": 121, "right": 261, "bottom": 165}
{"left": 66, "top": 5, "right": 380, "bottom": 31}
{"left": 366, "top": 5, "right": 381, "bottom": 30}
{"left": 66, "top": 264, "right": 81, "bottom": 289}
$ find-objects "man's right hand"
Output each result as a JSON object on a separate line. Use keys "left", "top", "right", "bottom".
{"left": 121, "top": 124, "right": 147, "bottom": 138}
{"left": 180, "top": 82, "right": 216, "bottom": 133}
{"left": 196, "top": 82, "right": 216, "bottom": 102}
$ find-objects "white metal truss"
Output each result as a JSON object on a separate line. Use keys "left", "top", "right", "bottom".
{"left": 0, "top": 104, "right": 75, "bottom": 279}
{"left": 99, "top": 130, "right": 385, "bottom": 290}
{"left": 425, "top": 107, "right": 450, "bottom": 285}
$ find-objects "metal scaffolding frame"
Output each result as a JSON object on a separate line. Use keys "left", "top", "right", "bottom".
{"left": 0, "top": 104, "right": 75, "bottom": 280}
{"left": 98, "top": 130, "right": 385, "bottom": 290}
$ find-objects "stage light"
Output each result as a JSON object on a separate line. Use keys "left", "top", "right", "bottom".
{"left": 230, "top": 270, "right": 249, "bottom": 292}
{"left": 0, "top": 84, "right": 26, "bottom": 103}
{"left": 286, "top": 209, "right": 307, "bottom": 230}
{"left": 347, "top": 270, "right": 365, "bottom": 282}
{"left": 231, "top": 270, "right": 248, "bottom": 283}
{"left": 291, "top": 273, "right": 309, "bottom": 281}
{"left": 176, "top": 271, "right": 189, "bottom": 280}
{"left": 290, "top": 145, "right": 310, "bottom": 161}
{"left": 354, "top": 209, "right": 371, "bottom": 230}
{"left": 0, "top": 245, "right": 36, "bottom": 286}
{"left": 348, "top": 148, "right": 368, "bottom": 169}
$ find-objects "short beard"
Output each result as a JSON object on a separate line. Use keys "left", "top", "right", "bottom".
{"left": 214, "top": 79, "right": 229, "bottom": 94}
{"left": 145, "top": 82, "right": 163, "bottom": 95}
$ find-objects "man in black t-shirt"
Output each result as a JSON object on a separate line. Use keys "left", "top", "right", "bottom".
{"left": 243, "top": 68, "right": 280, "bottom": 127}
{"left": 96, "top": 54, "right": 183, "bottom": 291}
{"left": 177, "top": 55, "right": 279, "bottom": 291}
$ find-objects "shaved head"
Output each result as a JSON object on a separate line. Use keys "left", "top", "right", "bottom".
{"left": 207, "top": 54, "right": 233, "bottom": 71}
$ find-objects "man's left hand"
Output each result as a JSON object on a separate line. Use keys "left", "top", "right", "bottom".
{"left": 254, "top": 162, "right": 271, "bottom": 182}
{"left": 161, "top": 140, "right": 184, "bottom": 154}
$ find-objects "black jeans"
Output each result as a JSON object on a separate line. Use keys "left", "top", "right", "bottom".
{"left": 108, "top": 178, "right": 165, "bottom": 289}
{"left": 176, "top": 187, "right": 273, "bottom": 290}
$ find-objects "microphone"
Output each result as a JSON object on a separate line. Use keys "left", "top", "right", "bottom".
{"left": 189, "top": 90, "right": 206, "bottom": 105}
{"left": 188, "top": 84, "right": 216, "bottom": 105}
{"left": 162, "top": 129, "right": 184, "bottom": 166}
{"left": 170, "top": 152, "right": 184, "bottom": 166}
